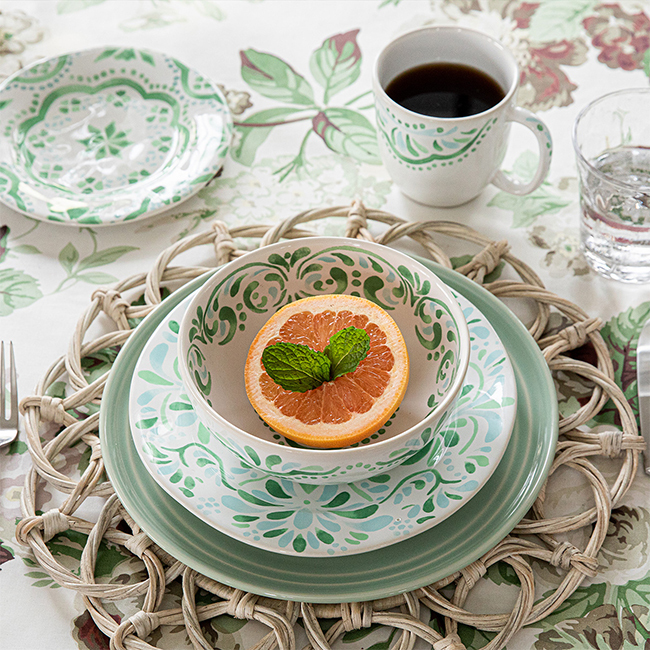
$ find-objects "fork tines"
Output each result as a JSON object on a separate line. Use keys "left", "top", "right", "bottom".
{"left": 1, "top": 341, "right": 17, "bottom": 425}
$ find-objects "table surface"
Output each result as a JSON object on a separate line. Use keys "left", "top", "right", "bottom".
{"left": 1, "top": 1, "right": 649, "bottom": 649}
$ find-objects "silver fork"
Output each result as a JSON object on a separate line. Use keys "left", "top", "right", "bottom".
{"left": 0, "top": 342, "right": 18, "bottom": 447}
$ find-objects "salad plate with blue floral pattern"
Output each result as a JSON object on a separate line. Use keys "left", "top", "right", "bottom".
{"left": 129, "top": 287, "right": 517, "bottom": 557}
{"left": 0, "top": 47, "right": 232, "bottom": 225}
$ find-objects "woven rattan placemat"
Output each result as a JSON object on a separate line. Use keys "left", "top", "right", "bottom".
{"left": 16, "top": 202, "right": 644, "bottom": 650}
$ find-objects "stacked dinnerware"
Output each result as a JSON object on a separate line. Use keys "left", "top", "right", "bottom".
{"left": 102, "top": 236, "right": 557, "bottom": 602}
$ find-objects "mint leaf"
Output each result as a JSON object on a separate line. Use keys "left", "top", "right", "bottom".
{"left": 262, "top": 342, "right": 331, "bottom": 392}
{"left": 324, "top": 326, "right": 370, "bottom": 380}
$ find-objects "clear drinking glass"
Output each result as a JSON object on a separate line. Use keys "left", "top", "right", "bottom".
{"left": 573, "top": 88, "right": 650, "bottom": 283}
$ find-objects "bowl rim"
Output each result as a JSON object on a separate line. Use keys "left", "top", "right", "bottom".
{"left": 177, "top": 236, "right": 471, "bottom": 458}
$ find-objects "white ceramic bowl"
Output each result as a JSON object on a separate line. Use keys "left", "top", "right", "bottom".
{"left": 178, "top": 237, "right": 470, "bottom": 484}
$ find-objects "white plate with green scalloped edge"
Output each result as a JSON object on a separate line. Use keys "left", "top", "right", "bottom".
{"left": 0, "top": 47, "right": 231, "bottom": 225}
{"left": 129, "top": 287, "right": 516, "bottom": 557}
{"left": 100, "top": 259, "right": 557, "bottom": 603}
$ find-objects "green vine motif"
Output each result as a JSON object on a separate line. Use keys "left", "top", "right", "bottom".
{"left": 186, "top": 257, "right": 292, "bottom": 397}
{"left": 188, "top": 258, "right": 292, "bottom": 347}
{"left": 377, "top": 109, "right": 497, "bottom": 167}
{"left": 378, "top": 464, "right": 462, "bottom": 512}
{"left": 366, "top": 425, "right": 442, "bottom": 471}
{"left": 143, "top": 440, "right": 237, "bottom": 495}
{"left": 210, "top": 431, "right": 342, "bottom": 480}
{"left": 530, "top": 567, "right": 650, "bottom": 649}
{"left": 232, "top": 29, "right": 380, "bottom": 180}
{"left": 53, "top": 230, "right": 137, "bottom": 293}
{"left": 368, "top": 383, "right": 506, "bottom": 524}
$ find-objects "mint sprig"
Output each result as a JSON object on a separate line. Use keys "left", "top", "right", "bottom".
{"left": 262, "top": 326, "right": 370, "bottom": 393}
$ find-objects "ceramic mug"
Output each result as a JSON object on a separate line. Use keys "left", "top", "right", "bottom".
{"left": 372, "top": 26, "right": 552, "bottom": 207}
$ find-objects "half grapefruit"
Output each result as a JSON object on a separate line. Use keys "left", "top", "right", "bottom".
{"left": 244, "top": 294, "right": 409, "bottom": 448}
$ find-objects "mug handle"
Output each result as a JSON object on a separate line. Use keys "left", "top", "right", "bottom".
{"left": 491, "top": 107, "right": 552, "bottom": 195}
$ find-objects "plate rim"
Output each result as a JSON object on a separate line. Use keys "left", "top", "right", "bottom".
{"left": 0, "top": 45, "right": 232, "bottom": 226}
{"left": 100, "top": 257, "right": 558, "bottom": 603}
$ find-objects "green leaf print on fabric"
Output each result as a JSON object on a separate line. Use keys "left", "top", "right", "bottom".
{"left": 24, "top": 528, "right": 129, "bottom": 588}
{"left": 78, "top": 246, "right": 138, "bottom": 269}
{"left": 592, "top": 302, "right": 650, "bottom": 427}
{"left": 193, "top": 0, "right": 225, "bottom": 21}
{"left": 0, "top": 541, "right": 14, "bottom": 568}
{"left": 11, "top": 244, "right": 40, "bottom": 255}
{"left": 7, "top": 439, "right": 28, "bottom": 454}
{"left": 528, "top": 0, "right": 598, "bottom": 42}
{"left": 56, "top": 0, "right": 106, "bottom": 13}
{"left": 210, "top": 614, "right": 248, "bottom": 634}
{"left": 112, "top": 0, "right": 226, "bottom": 31}
{"left": 312, "top": 109, "right": 380, "bottom": 164}
{"left": 526, "top": 505, "right": 650, "bottom": 647}
{"left": 533, "top": 602, "right": 650, "bottom": 649}
{"left": 231, "top": 107, "right": 307, "bottom": 166}
{"left": 539, "top": 582, "right": 607, "bottom": 629}
{"left": 488, "top": 152, "right": 571, "bottom": 228}
{"left": 49, "top": 529, "right": 130, "bottom": 578}
{"left": 58, "top": 242, "right": 79, "bottom": 273}
{"left": 55, "top": 236, "right": 137, "bottom": 292}
{"left": 457, "top": 625, "right": 496, "bottom": 650}
{"left": 310, "top": 30, "right": 362, "bottom": 103}
{"left": 0, "top": 268, "right": 42, "bottom": 316}
{"left": 615, "top": 575, "right": 650, "bottom": 612}
{"left": 484, "top": 561, "right": 519, "bottom": 587}
{"left": 235, "top": 30, "right": 379, "bottom": 176}
{"left": 489, "top": 190, "right": 572, "bottom": 228}
{"left": 240, "top": 49, "right": 315, "bottom": 106}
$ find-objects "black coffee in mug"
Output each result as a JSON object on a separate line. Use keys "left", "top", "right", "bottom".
{"left": 385, "top": 62, "right": 505, "bottom": 118}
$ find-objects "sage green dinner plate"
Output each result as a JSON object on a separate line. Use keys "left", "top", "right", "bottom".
{"left": 100, "top": 257, "right": 557, "bottom": 603}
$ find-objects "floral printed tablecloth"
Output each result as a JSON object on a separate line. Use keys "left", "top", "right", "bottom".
{"left": 1, "top": 1, "right": 650, "bottom": 649}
